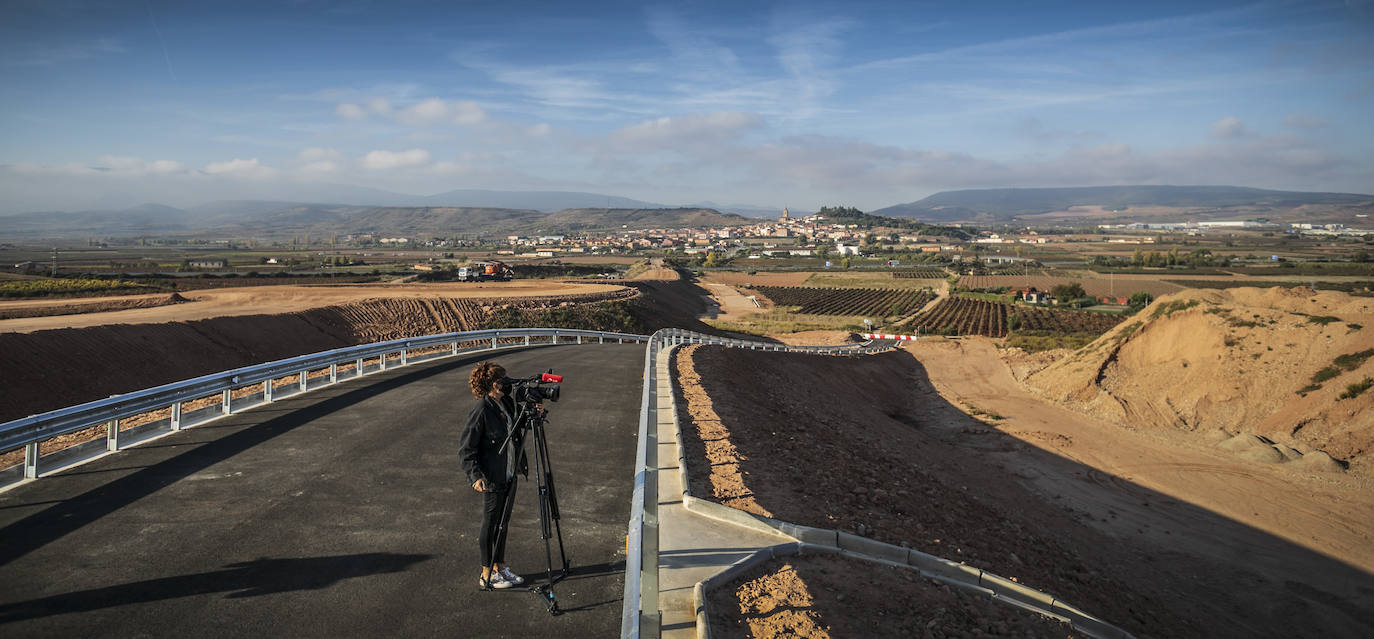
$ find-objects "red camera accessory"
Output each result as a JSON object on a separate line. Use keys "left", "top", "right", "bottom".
{"left": 541, "top": 373, "right": 563, "bottom": 383}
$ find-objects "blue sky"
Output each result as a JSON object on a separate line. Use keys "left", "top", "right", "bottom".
{"left": 1, "top": 0, "right": 1371, "bottom": 213}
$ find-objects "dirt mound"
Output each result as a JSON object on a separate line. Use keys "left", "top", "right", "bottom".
{"left": 0, "top": 290, "right": 638, "bottom": 423}
{"left": 0, "top": 292, "right": 189, "bottom": 320}
{"left": 1026, "top": 287, "right": 1374, "bottom": 473}
{"left": 764, "top": 330, "right": 858, "bottom": 346}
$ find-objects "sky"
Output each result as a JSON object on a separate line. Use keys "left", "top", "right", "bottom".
{"left": 1, "top": 0, "right": 1372, "bottom": 213}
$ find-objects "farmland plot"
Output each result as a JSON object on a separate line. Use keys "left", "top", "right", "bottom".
{"left": 892, "top": 269, "right": 948, "bottom": 279}
{"left": 752, "top": 286, "right": 935, "bottom": 317}
{"left": 960, "top": 275, "right": 1183, "bottom": 298}
{"left": 904, "top": 297, "right": 1124, "bottom": 337}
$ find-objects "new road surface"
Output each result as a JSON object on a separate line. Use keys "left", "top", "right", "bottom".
{"left": 0, "top": 343, "right": 644, "bottom": 637}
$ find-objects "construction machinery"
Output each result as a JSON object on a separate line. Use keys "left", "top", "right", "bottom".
{"left": 457, "top": 260, "right": 514, "bottom": 282}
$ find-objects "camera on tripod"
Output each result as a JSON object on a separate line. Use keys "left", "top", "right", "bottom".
{"left": 501, "top": 371, "right": 562, "bottom": 405}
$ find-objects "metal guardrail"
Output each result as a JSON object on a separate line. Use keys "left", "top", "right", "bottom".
{"left": 620, "top": 329, "right": 890, "bottom": 638}
{"left": 1, "top": 322, "right": 890, "bottom": 639}
{"left": 1, "top": 328, "right": 649, "bottom": 482}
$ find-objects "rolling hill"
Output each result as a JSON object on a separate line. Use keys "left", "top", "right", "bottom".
{"left": 0, "top": 202, "right": 750, "bottom": 239}
{"left": 873, "top": 186, "right": 1374, "bottom": 222}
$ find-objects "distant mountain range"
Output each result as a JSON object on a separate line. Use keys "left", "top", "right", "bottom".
{"left": 0, "top": 200, "right": 751, "bottom": 239}
{"left": 872, "top": 186, "right": 1374, "bottom": 223}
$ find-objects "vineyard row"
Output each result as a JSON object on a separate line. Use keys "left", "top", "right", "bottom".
{"left": 753, "top": 286, "right": 936, "bottom": 317}
{"left": 903, "top": 297, "right": 1125, "bottom": 337}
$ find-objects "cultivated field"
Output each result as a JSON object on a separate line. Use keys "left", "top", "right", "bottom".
{"left": 959, "top": 275, "right": 1184, "bottom": 298}
{"left": 900, "top": 297, "right": 1123, "bottom": 338}
{"left": 751, "top": 286, "right": 935, "bottom": 318}
{"left": 0, "top": 281, "right": 629, "bottom": 333}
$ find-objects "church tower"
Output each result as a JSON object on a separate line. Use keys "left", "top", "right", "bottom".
{"left": 780, "top": 207, "right": 790, "bottom": 222}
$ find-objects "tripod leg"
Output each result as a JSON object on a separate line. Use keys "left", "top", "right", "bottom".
{"left": 536, "top": 422, "right": 571, "bottom": 572}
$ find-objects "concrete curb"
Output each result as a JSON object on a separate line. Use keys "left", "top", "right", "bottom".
{"left": 664, "top": 345, "right": 1136, "bottom": 639}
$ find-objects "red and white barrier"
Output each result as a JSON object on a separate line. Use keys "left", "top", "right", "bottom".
{"left": 861, "top": 333, "right": 921, "bottom": 341}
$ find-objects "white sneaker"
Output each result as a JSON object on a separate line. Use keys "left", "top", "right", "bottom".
{"left": 500, "top": 567, "right": 525, "bottom": 585}
{"left": 488, "top": 571, "right": 514, "bottom": 590}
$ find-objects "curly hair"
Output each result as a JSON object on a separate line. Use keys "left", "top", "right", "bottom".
{"left": 469, "top": 361, "right": 507, "bottom": 398}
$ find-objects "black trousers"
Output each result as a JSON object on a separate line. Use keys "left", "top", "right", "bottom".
{"left": 478, "top": 477, "right": 519, "bottom": 567}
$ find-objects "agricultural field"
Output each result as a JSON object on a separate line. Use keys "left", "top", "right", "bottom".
{"left": 900, "top": 297, "right": 1124, "bottom": 337}
{"left": 1166, "top": 279, "right": 1374, "bottom": 295}
{"left": 0, "top": 277, "right": 158, "bottom": 298}
{"left": 751, "top": 286, "right": 935, "bottom": 318}
{"left": 892, "top": 268, "right": 948, "bottom": 279}
{"left": 959, "top": 275, "right": 1184, "bottom": 299}
{"left": 802, "top": 271, "right": 945, "bottom": 290}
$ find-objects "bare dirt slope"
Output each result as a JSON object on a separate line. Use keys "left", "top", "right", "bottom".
{"left": 1026, "top": 287, "right": 1374, "bottom": 473}
{"left": 675, "top": 343, "right": 1374, "bottom": 638}
{"left": 0, "top": 281, "right": 624, "bottom": 333}
{"left": 0, "top": 289, "right": 634, "bottom": 422}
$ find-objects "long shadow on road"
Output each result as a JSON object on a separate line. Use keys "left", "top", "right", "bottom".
{"left": 0, "top": 361, "right": 459, "bottom": 567}
{"left": 0, "top": 552, "right": 431, "bottom": 623}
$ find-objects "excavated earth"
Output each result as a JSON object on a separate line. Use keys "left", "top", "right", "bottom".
{"left": 0, "top": 283, "right": 647, "bottom": 423}
{"left": 674, "top": 341, "right": 1374, "bottom": 638}
{"left": 1026, "top": 287, "right": 1374, "bottom": 474}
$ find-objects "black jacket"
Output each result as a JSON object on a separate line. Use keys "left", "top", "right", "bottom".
{"left": 459, "top": 395, "right": 527, "bottom": 491}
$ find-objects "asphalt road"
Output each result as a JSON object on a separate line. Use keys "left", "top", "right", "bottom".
{"left": 0, "top": 343, "right": 645, "bottom": 638}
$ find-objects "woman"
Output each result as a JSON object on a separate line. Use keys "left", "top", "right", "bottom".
{"left": 459, "top": 361, "right": 529, "bottom": 590}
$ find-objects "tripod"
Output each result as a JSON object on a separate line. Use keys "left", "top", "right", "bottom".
{"left": 497, "top": 402, "right": 570, "bottom": 615}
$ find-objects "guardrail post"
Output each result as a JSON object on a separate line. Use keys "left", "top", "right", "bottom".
{"left": 171, "top": 402, "right": 182, "bottom": 430}
{"left": 107, "top": 418, "right": 119, "bottom": 452}
{"left": 222, "top": 389, "right": 231, "bottom": 415}
{"left": 401, "top": 349, "right": 408, "bottom": 366}
{"left": 525, "top": 335, "right": 530, "bottom": 347}
{"left": 330, "top": 363, "right": 338, "bottom": 384}
{"left": 577, "top": 335, "right": 583, "bottom": 344}
{"left": 380, "top": 353, "right": 388, "bottom": 371}
{"left": 552, "top": 332, "right": 559, "bottom": 344}
{"left": 451, "top": 341, "right": 459, "bottom": 356}
{"left": 492, "top": 336, "right": 497, "bottom": 349}
{"left": 264, "top": 379, "right": 273, "bottom": 403}
{"left": 298, "top": 370, "right": 307, "bottom": 392}
{"left": 356, "top": 358, "right": 364, "bottom": 377}
{"left": 24, "top": 442, "right": 39, "bottom": 479}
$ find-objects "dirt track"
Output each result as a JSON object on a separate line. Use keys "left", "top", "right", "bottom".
{"left": 0, "top": 281, "right": 625, "bottom": 333}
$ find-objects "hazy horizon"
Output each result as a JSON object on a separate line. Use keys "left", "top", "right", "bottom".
{"left": 3, "top": 0, "right": 1372, "bottom": 213}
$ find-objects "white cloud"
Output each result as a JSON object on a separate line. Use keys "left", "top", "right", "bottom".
{"left": 203, "top": 158, "right": 275, "bottom": 178}
{"left": 526, "top": 123, "right": 552, "bottom": 137}
{"left": 608, "top": 111, "right": 763, "bottom": 150}
{"left": 336, "top": 103, "right": 367, "bottom": 120}
{"left": 366, "top": 97, "right": 393, "bottom": 115}
{"left": 1210, "top": 116, "right": 1246, "bottom": 138}
{"left": 361, "top": 148, "right": 432, "bottom": 170}
{"left": 452, "top": 100, "right": 487, "bottom": 125}
{"left": 92, "top": 156, "right": 187, "bottom": 175}
{"left": 399, "top": 98, "right": 450, "bottom": 124}
{"left": 11, "top": 156, "right": 189, "bottom": 176}
{"left": 336, "top": 97, "right": 396, "bottom": 120}
{"left": 346, "top": 97, "right": 488, "bottom": 127}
